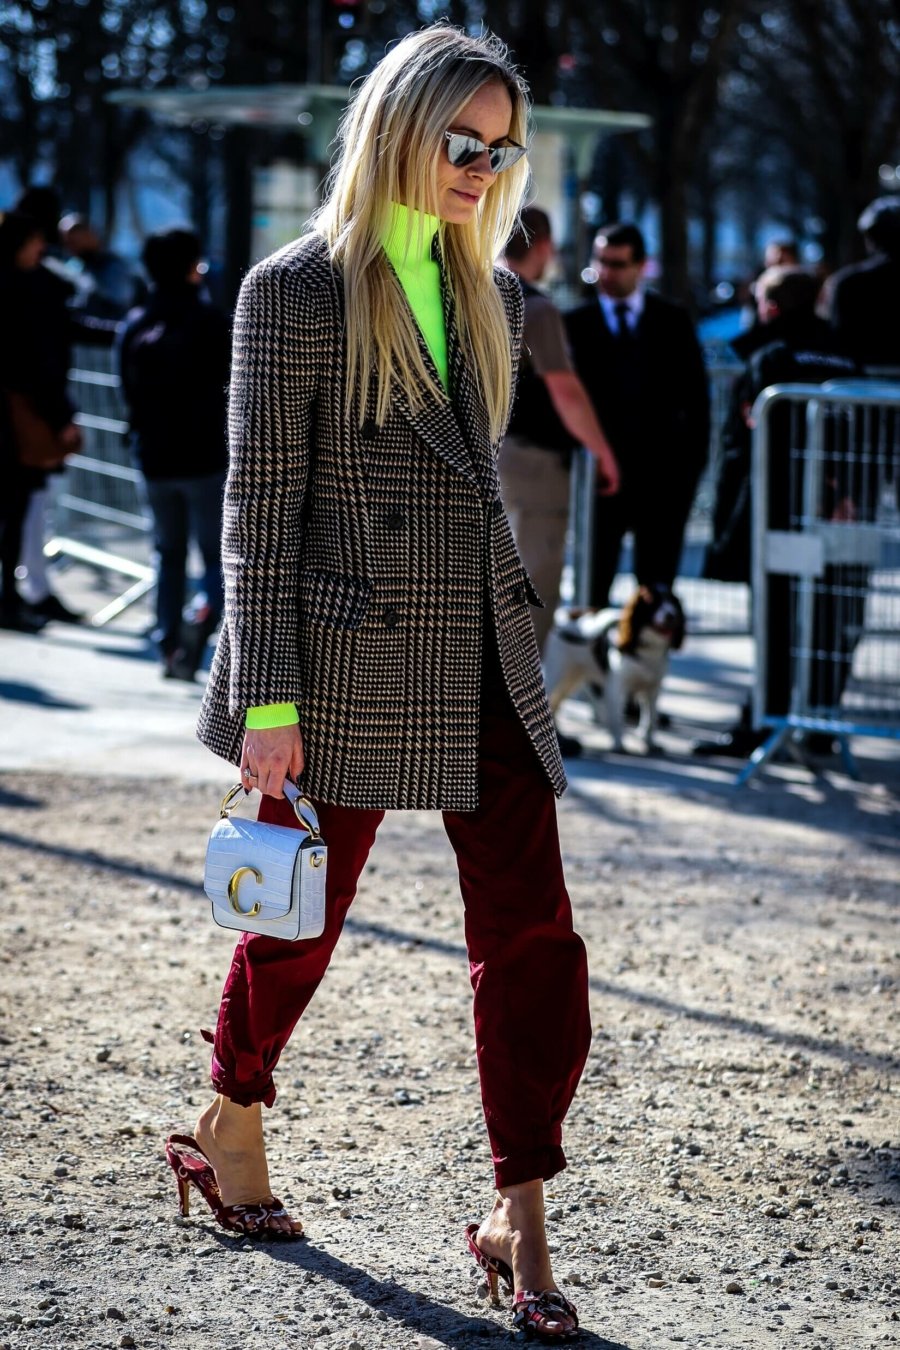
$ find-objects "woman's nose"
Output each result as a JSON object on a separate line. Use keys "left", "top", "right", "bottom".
{"left": 467, "top": 151, "right": 495, "bottom": 179}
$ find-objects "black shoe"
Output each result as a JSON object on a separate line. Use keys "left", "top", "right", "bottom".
{"left": 0, "top": 600, "right": 46, "bottom": 633}
{"left": 173, "top": 605, "right": 220, "bottom": 679}
{"left": 692, "top": 726, "right": 768, "bottom": 758}
{"left": 28, "top": 593, "right": 83, "bottom": 624}
{"left": 162, "top": 647, "right": 197, "bottom": 682}
{"left": 556, "top": 731, "right": 583, "bottom": 759}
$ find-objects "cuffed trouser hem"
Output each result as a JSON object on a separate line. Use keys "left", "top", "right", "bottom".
{"left": 204, "top": 1033, "right": 276, "bottom": 1108}
{"left": 493, "top": 1145, "right": 567, "bottom": 1191}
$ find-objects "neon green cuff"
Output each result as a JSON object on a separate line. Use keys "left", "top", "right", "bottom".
{"left": 245, "top": 703, "right": 299, "bottom": 729}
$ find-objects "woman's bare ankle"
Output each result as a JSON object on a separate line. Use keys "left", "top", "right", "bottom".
{"left": 482, "top": 1180, "right": 555, "bottom": 1293}
{"left": 195, "top": 1095, "right": 263, "bottom": 1153}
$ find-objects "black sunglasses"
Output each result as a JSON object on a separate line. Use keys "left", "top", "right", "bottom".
{"left": 444, "top": 131, "right": 527, "bottom": 175}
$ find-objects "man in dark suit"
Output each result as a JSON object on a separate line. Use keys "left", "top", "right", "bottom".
{"left": 566, "top": 222, "right": 710, "bottom": 607}
{"left": 829, "top": 197, "right": 900, "bottom": 369}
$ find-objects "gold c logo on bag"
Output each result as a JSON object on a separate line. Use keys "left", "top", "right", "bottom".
{"left": 228, "top": 866, "right": 263, "bottom": 917}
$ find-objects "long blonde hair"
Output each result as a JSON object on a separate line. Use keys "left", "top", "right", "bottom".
{"left": 314, "top": 25, "right": 531, "bottom": 441}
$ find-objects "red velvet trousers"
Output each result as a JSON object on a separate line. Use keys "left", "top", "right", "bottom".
{"left": 209, "top": 673, "right": 591, "bottom": 1190}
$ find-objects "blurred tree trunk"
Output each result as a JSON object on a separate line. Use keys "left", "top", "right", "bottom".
{"left": 564, "top": 0, "right": 749, "bottom": 307}
{"left": 695, "top": 156, "right": 718, "bottom": 294}
{"left": 730, "top": 0, "right": 900, "bottom": 269}
{"left": 189, "top": 134, "right": 214, "bottom": 255}
{"left": 223, "top": 128, "right": 255, "bottom": 309}
{"left": 596, "top": 137, "right": 627, "bottom": 227}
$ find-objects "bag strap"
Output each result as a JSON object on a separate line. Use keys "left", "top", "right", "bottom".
{"left": 282, "top": 779, "right": 322, "bottom": 840}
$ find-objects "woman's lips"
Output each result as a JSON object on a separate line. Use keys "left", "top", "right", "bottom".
{"left": 452, "top": 189, "right": 480, "bottom": 203}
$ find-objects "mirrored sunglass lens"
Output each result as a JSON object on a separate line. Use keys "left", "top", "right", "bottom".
{"left": 493, "top": 145, "right": 525, "bottom": 173}
{"left": 447, "top": 134, "right": 481, "bottom": 166}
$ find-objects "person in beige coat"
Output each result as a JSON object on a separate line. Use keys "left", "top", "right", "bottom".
{"left": 168, "top": 26, "right": 590, "bottom": 1343}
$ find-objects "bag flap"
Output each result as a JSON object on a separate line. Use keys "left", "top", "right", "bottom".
{"left": 204, "top": 817, "right": 300, "bottom": 919}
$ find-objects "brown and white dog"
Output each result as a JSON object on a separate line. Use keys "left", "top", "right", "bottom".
{"left": 543, "top": 585, "right": 686, "bottom": 752}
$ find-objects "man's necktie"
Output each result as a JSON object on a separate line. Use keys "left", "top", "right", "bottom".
{"left": 614, "top": 301, "right": 632, "bottom": 338}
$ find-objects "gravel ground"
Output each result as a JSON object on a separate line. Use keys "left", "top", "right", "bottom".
{"left": 0, "top": 761, "right": 898, "bottom": 1350}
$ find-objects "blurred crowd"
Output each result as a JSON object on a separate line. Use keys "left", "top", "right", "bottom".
{"left": 496, "top": 195, "right": 900, "bottom": 759}
{"left": 0, "top": 185, "right": 228, "bottom": 681}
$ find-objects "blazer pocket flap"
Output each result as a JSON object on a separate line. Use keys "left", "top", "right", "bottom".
{"left": 298, "top": 568, "right": 373, "bottom": 630}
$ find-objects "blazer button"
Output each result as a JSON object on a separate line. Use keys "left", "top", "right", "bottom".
{"left": 361, "top": 418, "right": 379, "bottom": 441}
{"left": 386, "top": 512, "right": 406, "bottom": 533}
{"left": 383, "top": 606, "right": 400, "bottom": 630}
{"left": 513, "top": 584, "right": 526, "bottom": 605}
{"left": 491, "top": 498, "right": 503, "bottom": 518}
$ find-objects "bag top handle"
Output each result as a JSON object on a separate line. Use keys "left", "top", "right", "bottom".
{"left": 219, "top": 780, "right": 322, "bottom": 841}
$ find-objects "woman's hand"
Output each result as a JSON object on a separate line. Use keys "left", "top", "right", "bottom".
{"left": 240, "top": 725, "right": 305, "bottom": 799}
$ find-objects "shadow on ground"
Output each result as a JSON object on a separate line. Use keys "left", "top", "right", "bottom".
{"left": 200, "top": 1230, "right": 633, "bottom": 1348}
{"left": 0, "top": 679, "right": 85, "bottom": 711}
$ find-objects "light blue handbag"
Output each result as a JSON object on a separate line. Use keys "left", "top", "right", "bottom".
{"left": 204, "top": 780, "right": 327, "bottom": 941}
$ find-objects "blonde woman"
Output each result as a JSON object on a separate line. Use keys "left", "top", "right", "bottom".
{"left": 166, "top": 24, "right": 589, "bottom": 1342}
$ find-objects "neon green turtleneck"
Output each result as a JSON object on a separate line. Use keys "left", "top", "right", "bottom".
{"left": 380, "top": 200, "right": 449, "bottom": 391}
{"left": 245, "top": 203, "right": 449, "bottom": 732}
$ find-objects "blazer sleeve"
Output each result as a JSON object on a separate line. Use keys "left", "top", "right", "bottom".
{"left": 223, "top": 251, "right": 325, "bottom": 716}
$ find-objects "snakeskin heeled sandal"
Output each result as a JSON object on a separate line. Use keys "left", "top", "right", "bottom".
{"left": 465, "top": 1223, "right": 579, "bottom": 1340}
{"left": 165, "top": 1133, "right": 303, "bottom": 1239}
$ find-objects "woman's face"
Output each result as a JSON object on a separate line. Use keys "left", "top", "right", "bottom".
{"left": 433, "top": 79, "right": 514, "bottom": 224}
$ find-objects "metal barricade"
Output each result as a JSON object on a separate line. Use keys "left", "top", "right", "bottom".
{"left": 737, "top": 380, "right": 900, "bottom": 784}
{"left": 50, "top": 344, "right": 155, "bottom": 626}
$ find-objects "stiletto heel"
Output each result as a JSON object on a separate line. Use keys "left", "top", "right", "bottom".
{"left": 165, "top": 1133, "right": 303, "bottom": 1240}
{"left": 176, "top": 1175, "right": 191, "bottom": 1217}
{"left": 465, "top": 1222, "right": 513, "bottom": 1303}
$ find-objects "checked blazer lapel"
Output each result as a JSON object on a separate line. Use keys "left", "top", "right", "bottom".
{"left": 384, "top": 246, "right": 480, "bottom": 493}
{"left": 389, "top": 340, "right": 481, "bottom": 492}
{"left": 439, "top": 263, "right": 498, "bottom": 502}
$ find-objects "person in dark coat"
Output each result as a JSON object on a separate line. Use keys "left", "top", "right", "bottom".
{"left": 11, "top": 185, "right": 118, "bottom": 624}
{"left": 829, "top": 197, "right": 900, "bottom": 370}
{"left": 118, "top": 228, "right": 229, "bottom": 678}
{"left": 565, "top": 221, "right": 710, "bottom": 607}
{"left": 0, "top": 211, "right": 83, "bottom": 630}
{"left": 697, "top": 266, "right": 862, "bottom": 757}
{"left": 59, "top": 213, "right": 145, "bottom": 320}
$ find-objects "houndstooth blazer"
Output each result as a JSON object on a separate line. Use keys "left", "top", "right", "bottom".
{"left": 196, "top": 232, "right": 566, "bottom": 810}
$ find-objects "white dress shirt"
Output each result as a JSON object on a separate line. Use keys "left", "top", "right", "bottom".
{"left": 598, "top": 289, "right": 644, "bottom": 334}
